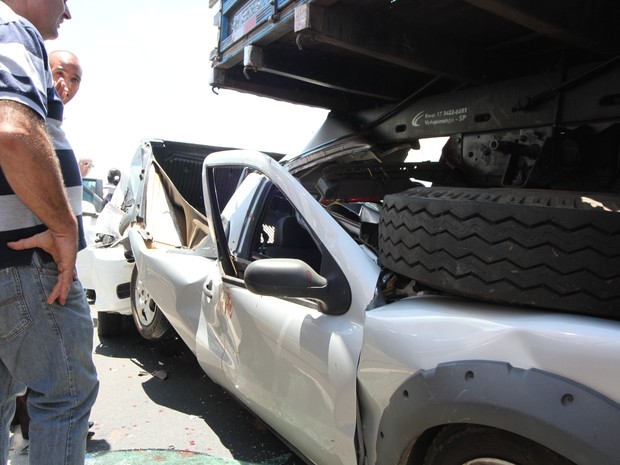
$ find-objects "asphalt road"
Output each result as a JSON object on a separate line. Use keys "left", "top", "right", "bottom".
{"left": 9, "top": 312, "right": 304, "bottom": 465}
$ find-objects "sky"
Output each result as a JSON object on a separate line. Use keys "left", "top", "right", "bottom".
{"left": 46, "top": 0, "right": 330, "bottom": 179}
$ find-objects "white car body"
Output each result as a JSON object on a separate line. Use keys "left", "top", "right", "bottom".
{"left": 77, "top": 140, "right": 249, "bottom": 335}
{"left": 76, "top": 149, "right": 146, "bottom": 317}
{"left": 77, "top": 243, "right": 133, "bottom": 315}
{"left": 129, "top": 149, "right": 620, "bottom": 465}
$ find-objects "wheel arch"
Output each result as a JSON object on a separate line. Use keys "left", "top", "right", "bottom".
{"left": 374, "top": 360, "right": 620, "bottom": 465}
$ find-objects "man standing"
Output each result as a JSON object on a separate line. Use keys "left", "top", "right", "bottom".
{"left": 0, "top": 1, "right": 99, "bottom": 464}
{"left": 49, "top": 50, "right": 94, "bottom": 181}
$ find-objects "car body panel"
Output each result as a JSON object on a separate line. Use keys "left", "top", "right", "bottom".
{"left": 357, "top": 295, "right": 620, "bottom": 464}
{"left": 359, "top": 296, "right": 620, "bottom": 406}
{"left": 77, "top": 244, "right": 133, "bottom": 314}
{"left": 198, "top": 271, "right": 364, "bottom": 465}
{"left": 129, "top": 229, "right": 214, "bottom": 354}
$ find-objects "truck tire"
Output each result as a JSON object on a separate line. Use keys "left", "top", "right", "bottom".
{"left": 423, "top": 425, "right": 575, "bottom": 465}
{"left": 379, "top": 187, "right": 620, "bottom": 318}
{"left": 130, "top": 266, "right": 176, "bottom": 341}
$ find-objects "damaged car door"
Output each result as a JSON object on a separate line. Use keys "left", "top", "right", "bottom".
{"left": 196, "top": 150, "right": 379, "bottom": 465}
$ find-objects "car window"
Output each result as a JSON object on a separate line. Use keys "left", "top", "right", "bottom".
{"left": 211, "top": 167, "right": 323, "bottom": 278}
{"left": 249, "top": 187, "right": 323, "bottom": 273}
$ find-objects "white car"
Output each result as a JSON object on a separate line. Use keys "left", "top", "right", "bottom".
{"left": 77, "top": 159, "right": 138, "bottom": 335}
{"left": 77, "top": 139, "right": 250, "bottom": 337}
{"left": 127, "top": 130, "right": 620, "bottom": 465}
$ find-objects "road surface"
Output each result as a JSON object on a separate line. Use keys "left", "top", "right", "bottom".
{"left": 9, "top": 312, "right": 303, "bottom": 465}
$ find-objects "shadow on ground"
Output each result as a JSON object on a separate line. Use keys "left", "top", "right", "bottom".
{"left": 91, "top": 317, "right": 302, "bottom": 465}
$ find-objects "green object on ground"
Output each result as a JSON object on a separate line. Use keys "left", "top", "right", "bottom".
{"left": 85, "top": 449, "right": 292, "bottom": 465}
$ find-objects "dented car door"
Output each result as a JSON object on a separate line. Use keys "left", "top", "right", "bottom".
{"left": 197, "top": 151, "right": 380, "bottom": 465}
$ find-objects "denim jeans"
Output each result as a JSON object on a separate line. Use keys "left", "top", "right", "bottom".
{"left": 0, "top": 252, "right": 99, "bottom": 465}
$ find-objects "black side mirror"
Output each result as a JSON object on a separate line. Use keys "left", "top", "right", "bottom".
{"left": 244, "top": 258, "right": 350, "bottom": 315}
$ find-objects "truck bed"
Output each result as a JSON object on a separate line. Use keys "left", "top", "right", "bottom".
{"left": 209, "top": 0, "right": 620, "bottom": 112}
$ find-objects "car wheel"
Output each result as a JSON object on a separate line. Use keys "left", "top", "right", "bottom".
{"left": 379, "top": 187, "right": 620, "bottom": 318}
{"left": 130, "top": 266, "right": 175, "bottom": 341}
{"left": 97, "top": 311, "right": 123, "bottom": 338}
{"left": 423, "top": 425, "right": 575, "bottom": 465}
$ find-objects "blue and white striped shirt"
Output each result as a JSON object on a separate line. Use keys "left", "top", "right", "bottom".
{"left": 0, "top": 2, "right": 85, "bottom": 267}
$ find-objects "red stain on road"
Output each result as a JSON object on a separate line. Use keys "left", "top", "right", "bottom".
{"left": 83, "top": 449, "right": 294, "bottom": 464}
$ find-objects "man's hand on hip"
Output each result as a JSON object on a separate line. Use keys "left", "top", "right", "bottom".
{"left": 8, "top": 229, "right": 78, "bottom": 305}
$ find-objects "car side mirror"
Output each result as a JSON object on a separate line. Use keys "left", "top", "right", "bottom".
{"left": 244, "top": 258, "right": 349, "bottom": 315}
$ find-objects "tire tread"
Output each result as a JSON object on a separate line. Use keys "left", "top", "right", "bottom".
{"left": 379, "top": 187, "right": 620, "bottom": 317}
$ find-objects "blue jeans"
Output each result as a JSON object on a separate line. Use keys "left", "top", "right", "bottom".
{"left": 0, "top": 252, "right": 99, "bottom": 465}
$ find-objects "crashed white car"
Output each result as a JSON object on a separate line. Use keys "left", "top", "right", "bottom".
{"left": 77, "top": 139, "right": 237, "bottom": 337}
{"left": 77, "top": 171, "right": 135, "bottom": 335}
{"left": 128, "top": 121, "right": 620, "bottom": 465}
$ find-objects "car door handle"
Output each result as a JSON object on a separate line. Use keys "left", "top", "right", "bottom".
{"left": 204, "top": 280, "right": 213, "bottom": 299}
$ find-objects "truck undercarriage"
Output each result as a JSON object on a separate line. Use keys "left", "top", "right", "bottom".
{"left": 208, "top": 0, "right": 620, "bottom": 317}
{"left": 210, "top": 0, "right": 620, "bottom": 189}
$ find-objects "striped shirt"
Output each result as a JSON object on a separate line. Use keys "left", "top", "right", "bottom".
{"left": 0, "top": 2, "right": 85, "bottom": 267}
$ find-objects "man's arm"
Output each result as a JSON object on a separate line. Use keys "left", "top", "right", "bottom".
{"left": 0, "top": 100, "right": 78, "bottom": 305}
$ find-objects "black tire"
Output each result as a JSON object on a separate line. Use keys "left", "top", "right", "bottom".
{"left": 379, "top": 187, "right": 620, "bottom": 318}
{"left": 423, "top": 425, "right": 575, "bottom": 465}
{"left": 130, "top": 266, "right": 176, "bottom": 341}
{"left": 97, "top": 311, "right": 123, "bottom": 338}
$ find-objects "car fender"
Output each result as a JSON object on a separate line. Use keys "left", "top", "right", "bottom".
{"left": 357, "top": 295, "right": 620, "bottom": 465}
{"left": 374, "top": 360, "right": 620, "bottom": 465}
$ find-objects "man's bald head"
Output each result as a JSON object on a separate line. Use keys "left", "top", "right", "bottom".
{"left": 49, "top": 50, "right": 82, "bottom": 104}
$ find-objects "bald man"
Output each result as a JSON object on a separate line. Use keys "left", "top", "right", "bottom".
{"left": 49, "top": 49, "right": 83, "bottom": 104}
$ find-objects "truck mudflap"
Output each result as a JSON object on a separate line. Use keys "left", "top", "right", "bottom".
{"left": 375, "top": 361, "right": 620, "bottom": 465}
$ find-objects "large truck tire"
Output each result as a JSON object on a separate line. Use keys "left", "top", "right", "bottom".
{"left": 379, "top": 187, "right": 620, "bottom": 318}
